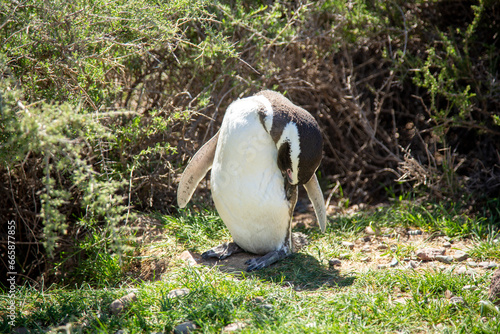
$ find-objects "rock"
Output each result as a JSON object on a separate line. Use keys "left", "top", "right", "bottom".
{"left": 179, "top": 251, "right": 198, "bottom": 266}
{"left": 408, "top": 260, "right": 419, "bottom": 269}
{"left": 110, "top": 293, "right": 137, "bottom": 315}
{"left": 435, "top": 255, "right": 453, "bottom": 264}
{"left": 453, "top": 251, "right": 469, "bottom": 262}
{"left": 365, "top": 225, "right": 380, "bottom": 235}
{"left": 479, "top": 261, "right": 490, "bottom": 268}
{"left": 443, "top": 242, "right": 452, "bottom": 248}
{"left": 360, "top": 236, "right": 371, "bottom": 243}
{"left": 342, "top": 241, "right": 355, "bottom": 250}
{"left": 407, "top": 229, "right": 422, "bottom": 236}
{"left": 390, "top": 258, "right": 399, "bottom": 267}
{"left": 479, "top": 261, "right": 498, "bottom": 269}
{"left": 467, "top": 261, "right": 478, "bottom": 267}
{"left": 361, "top": 245, "right": 371, "bottom": 253}
{"left": 456, "top": 266, "right": 475, "bottom": 275}
{"left": 489, "top": 269, "right": 500, "bottom": 304}
{"left": 394, "top": 297, "right": 409, "bottom": 304}
{"left": 261, "top": 304, "right": 273, "bottom": 310}
{"left": 223, "top": 322, "right": 246, "bottom": 332}
{"left": 329, "top": 258, "right": 342, "bottom": 267}
{"left": 416, "top": 248, "right": 445, "bottom": 261}
{"left": 339, "top": 253, "right": 350, "bottom": 260}
{"left": 462, "top": 285, "right": 478, "bottom": 291}
{"left": 174, "top": 321, "right": 197, "bottom": 334}
{"left": 376, "top": 244, "right": 388, "bottom": 250}
{"left": 360, "top": 256, "right": 370, "bottom": 262}
{"left": 488, "top": 262, "right": 499, "bottom": 269}
{"left": 252, "top": 297, "right": 265, "bottom": 303}
{"left": 450, "top": 296, "right": 465, "bottom": 305}
{"left": 167, "top": 288, "right": 190, "bottom": 299}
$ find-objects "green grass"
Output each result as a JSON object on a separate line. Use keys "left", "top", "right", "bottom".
{"left": 2, "top": 201, "right": 499, "bottom": 333}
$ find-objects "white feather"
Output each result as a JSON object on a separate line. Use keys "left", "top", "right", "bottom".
{"left": 211, "top": 96, "right": 290, "bottom": 254}
{"left": 277, "top": 122, "right": 301, "bottom": 185}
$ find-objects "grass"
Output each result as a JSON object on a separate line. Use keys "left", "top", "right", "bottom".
{"left": 1, "top": 201, "right": 499, "bottom": 333}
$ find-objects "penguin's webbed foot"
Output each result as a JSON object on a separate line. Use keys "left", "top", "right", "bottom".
{"left": 201, "top": 242, "right": 243, "bottom": 260}
{"left": 245, "top": 248, "right": 290, "bottom": 271}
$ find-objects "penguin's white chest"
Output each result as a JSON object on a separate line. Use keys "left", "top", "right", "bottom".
{"left": 211, "top": 98, "right": 290, "bottom": 254}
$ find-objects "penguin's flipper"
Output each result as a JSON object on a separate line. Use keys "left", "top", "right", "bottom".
{"left": 303, "top": 173, "right": 327, "bottom": 233}
{"left": 177, "top": 131, "right": 219, "bottom": 208}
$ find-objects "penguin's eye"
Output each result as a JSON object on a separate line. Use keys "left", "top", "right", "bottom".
{"left": 277, "top": 141, "right": 292, "bottom": 174}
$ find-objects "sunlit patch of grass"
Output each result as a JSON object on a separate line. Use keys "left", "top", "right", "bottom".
{"left": 5, "top": 200, "right": 499, "bottom": 333}
{"left": 160, "top": 208, "right": 231, "bottom": 253}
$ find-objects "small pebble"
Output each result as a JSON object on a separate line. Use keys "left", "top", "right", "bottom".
{"left": 365, "top": 225, "right": 380, "bottom": 235}
{"left": 453, "top": 251, "right": 469, "bottom": 262}
{"left": 456, "top": 266, "right": 475, "bottom": 275}
{"left": 261, "top": 304, "right": 273, "bottom": 310}
{"left": 339, "top": 253, "right": 350, "bottom": 260}
{"left": 467, "top": 261, "right": 478, "bottom": 267}
{"left": 223, "top": 322, "right": 246, "bottom": 332}
{"left": 443, "top": 242, "right": 452, "bottom": 248}
{"left": 450, "top": 296, "right": 465, "bottom": 305}
{"left": 462, "top": 285, "right": 478, "bottom": 291}
{"left": 360, "top": 256, "right": 370, "bottom": 262}
{"left": 360, "top": 236, "right": 371, "bottom": 243}
{"left": 329, "top": 258, "right": 342, "bottom": 267}
{"left": 110, "top": 293, "right": 137, "bottom": 315}
{"left": 479, "top": 261, "right": 491, "bottom": 268}
{"left": 390, "top": 258, "right": 399, "bottom": 267}
{"left": 167, "top": 288, "right": 190, "bottom": 299}
{"left": 179, "top": 250, "right": 198, "bottom": 266}
{"left": 378, "top": 264, "right": 390, "bottom": 269}
{"left": 408, "top": 260, "right": 419, "bottom": 268}
{"left": 435, "top": 255, "right": 453, "bottom": 264}
{"left": 174, "top": 321, "right": 197, "bottom": 334}
{"left": 444, "top": 290, "right": 454, "bottom": 299}
{"left": 394, "top": 297, "right": 409, "bottom": 304}
{"left": 407, "top": 229, "right": 422, "bottom": 236}
{"left": 361, "top": 245, "right": 371, "bottom": 253}
{"left": 488, "top": 262, "right": 499, "bottom": 269}
{"left": 376, "top": 244, "right": 388, "bottom": 250}
{"left": 342, "top": 241, "right": 355, "bottom": 250}
{"left": 416, "top": 248, "right": 445, "bottom": 261}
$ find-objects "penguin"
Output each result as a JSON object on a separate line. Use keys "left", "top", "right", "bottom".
{"left": 177, "top": 90, "right": 326, "bottom": 271}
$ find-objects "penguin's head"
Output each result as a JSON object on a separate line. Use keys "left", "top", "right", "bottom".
{"left": 276, "top": 120, "right": 323, "bottom": 186}
{"left": 256, "top": 90, "right": 323, "bottom": 186}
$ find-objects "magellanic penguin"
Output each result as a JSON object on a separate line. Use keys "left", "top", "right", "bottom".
{"left": 177, "top": 90, "right": 326, "bottom": 271}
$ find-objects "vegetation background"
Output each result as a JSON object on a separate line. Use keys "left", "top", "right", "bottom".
{"left": 1, "top": 0, "right": 499, "bottom": 332}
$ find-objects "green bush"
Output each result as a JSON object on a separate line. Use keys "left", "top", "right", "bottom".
{"left": 1, "top": 0, "right": 499, "bottom": 286}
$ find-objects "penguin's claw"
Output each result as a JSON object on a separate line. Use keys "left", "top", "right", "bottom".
{"left": 245, "top": 249, "right": 290, "bottom": 271}
{"left": 201, "top": 242, "right": 243, "bottom": 260}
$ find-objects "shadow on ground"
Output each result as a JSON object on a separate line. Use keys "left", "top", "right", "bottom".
{"left": 183, "top": 250, "right": 356, "bottom": 291}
